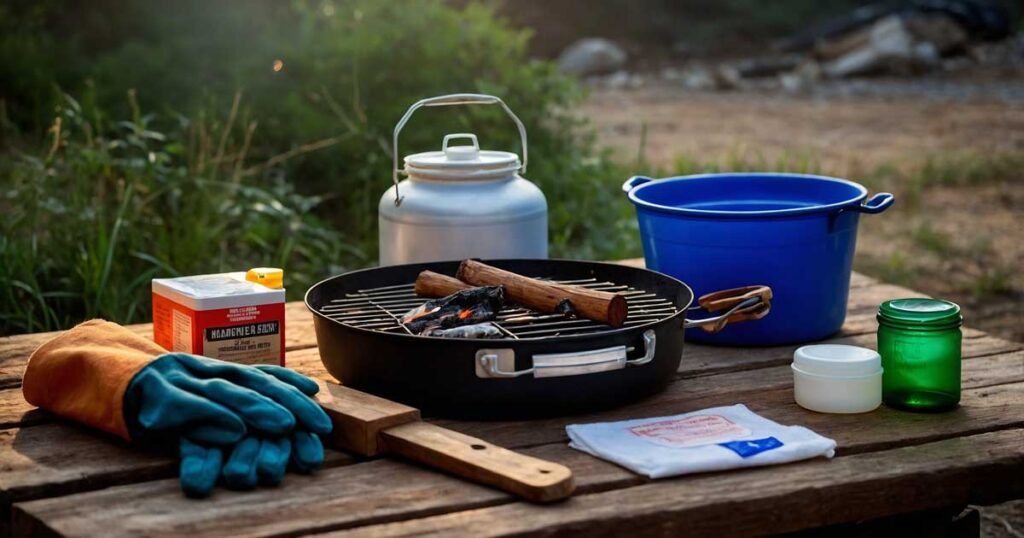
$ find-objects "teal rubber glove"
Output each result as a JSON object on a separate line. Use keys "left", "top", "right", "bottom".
{"left": 180, "top": 431, "right": 326, "bottom": 497}
{"left": 144, "top": 357, "right": 331, "bottom": 498}
{"left": 123, "top": 353, "right": 332, "bottom": 444}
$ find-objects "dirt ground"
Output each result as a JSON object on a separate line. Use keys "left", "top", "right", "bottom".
{"left": 581, "top": 80, "right": 1024, "bottom": 342}
{"left": 581, "top": 78, "right": 1024, "bottom": 537}
{"left": 584, "top": 84, "right": 1024, "bottom": 174}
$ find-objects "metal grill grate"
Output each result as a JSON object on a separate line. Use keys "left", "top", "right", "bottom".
{"left": 318, "top": 277, "right": 679, "bottom": 339}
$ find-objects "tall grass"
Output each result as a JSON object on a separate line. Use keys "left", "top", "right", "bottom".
{"left": 0, "top": 1, "right": 642, "bottom": 335}
{"left": 0, "top": 92, "right": 348, "bottom": 334}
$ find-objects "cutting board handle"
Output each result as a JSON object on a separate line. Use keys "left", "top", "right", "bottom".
{"left": 379, "top": 421, "right": 575, "bottom": 503}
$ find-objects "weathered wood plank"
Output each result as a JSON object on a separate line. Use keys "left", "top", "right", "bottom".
{"left": 12, "top": 428, "right": 1021, "bottom": 538}
{"left": 433, "top": 352, "right": 1024, "bottom": 452}
{"left": 4, "top": 347, "right": 1019, "bottom": 532}
{"left": 2, "top": 347, "right": 1018, "bottom": 509}
{"left": 0, "top": 266, "right": 1015, "bottom": 538}
{"left": 820, "top": 506, "right": 981, "bottom": 538}
{"left": 0, "top": 393, "right": 46, "bottom": 430}
{"left": 0, "top": 425, "right": 172, "bottom": 514}
{"left": 845, "top": 282, "right": 933, "bottom": 312}
{"left": 6, "top": 371, "right": 1023, "bottom": 538}
{"left": 321, "top": 429, "right": 1024, "bottom": 538}
{"left": 682, "top": 324, "right": 1010, "bottom": 378}
{"left": 848, "top": 270, "right": 880, "bottom": 288}
{"left": 8, "top": 443, "right": 634, "bottom": 538}
{"left": 0, "top": 423, "right": 354, "bottom": 534}
{"left": 963, "top": 349, "right": 1024, "bottom": 389}
{"left": 0, "top": 342, "right": 1018, "bottom": 534}
{"left": 0, "top": 302, "right": 317, "bottom": 389}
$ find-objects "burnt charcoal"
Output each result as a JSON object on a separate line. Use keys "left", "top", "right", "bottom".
{"left": 555, "top": 298, "right": 576, "bottom": 316}
{"left": 424, "top": 322, "right": 504, "bottom": 339}
{"left": 402, "top": 286, "right": 505, "bottom": 334}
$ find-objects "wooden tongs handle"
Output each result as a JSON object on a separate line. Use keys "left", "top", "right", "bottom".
{"left": 316, "top": 381, "right": 574, "bottom": 503}
{"left": 380, "top": 422, "right": 575, "bottom": 503}
{"left": 694, "top": 285, "right": 772, "bottom": 333}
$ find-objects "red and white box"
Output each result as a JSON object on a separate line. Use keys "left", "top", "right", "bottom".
{"left": 152, "top": 272, "right": 285, "bottom": 366}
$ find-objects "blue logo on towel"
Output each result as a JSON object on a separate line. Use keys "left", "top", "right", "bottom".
{"left": 718, "top": 436, "right": 783, "bottom": 458}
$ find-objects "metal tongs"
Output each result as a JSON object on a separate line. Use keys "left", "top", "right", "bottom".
{"left": 688, "top": 285, "right": 773, "bottom": 333}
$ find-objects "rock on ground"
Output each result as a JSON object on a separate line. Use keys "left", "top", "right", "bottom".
{"left": 558, "top": 38, "right": 627, "bottom": 76}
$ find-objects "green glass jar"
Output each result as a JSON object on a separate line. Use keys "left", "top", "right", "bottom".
{"left": 877, "top": 298, "right": 962, "bottom": 411}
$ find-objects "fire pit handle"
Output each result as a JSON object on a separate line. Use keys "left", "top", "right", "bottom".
{"left": 475, "top": 330, "right": 656, "bottom": 379}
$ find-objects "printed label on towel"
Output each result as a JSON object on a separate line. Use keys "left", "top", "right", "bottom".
{"left": 628, "top": 414, "right": 752, "bottom": 448}
{"left": 718, "top": 436, "right": 784, "bottom": 458}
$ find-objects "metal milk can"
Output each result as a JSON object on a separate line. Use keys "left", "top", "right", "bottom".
{"left": 378, "top": 94, "right": 548, "bottom": 266}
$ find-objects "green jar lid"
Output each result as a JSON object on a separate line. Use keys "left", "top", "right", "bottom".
{"left": 878, "top": 298, "right": 962, "bottom": 329}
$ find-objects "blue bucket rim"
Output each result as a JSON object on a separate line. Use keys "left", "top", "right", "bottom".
{"left": 626, "top": 172, "right": 869, "bottom": 218}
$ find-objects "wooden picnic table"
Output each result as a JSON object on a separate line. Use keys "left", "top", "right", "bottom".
{"left": 1, "top": 260, "right": 1022, "bottom": 537}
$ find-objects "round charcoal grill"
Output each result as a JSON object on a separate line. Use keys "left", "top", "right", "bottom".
{"left": 306, "top": 259, "right": 769, "bottom": 418}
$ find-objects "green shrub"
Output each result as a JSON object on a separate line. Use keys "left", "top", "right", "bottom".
{"left": 2, "top": 1, "right": 634, "bottom": 260}
{"left": 0, "top": 1, "right": 640, "bottom": 334}
{"left": 0, "top": 92, "right": 348, "bottom": 334}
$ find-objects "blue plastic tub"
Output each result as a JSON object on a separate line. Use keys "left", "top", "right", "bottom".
{"left": 623, "top": 173, "right": 894, "bottom": 345}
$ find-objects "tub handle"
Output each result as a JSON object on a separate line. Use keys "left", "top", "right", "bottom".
{"left": 854, "top": 192, "right": 895, "bottom": 214}
{"left": 684, "top": 285, "right": 772, "bottom": 333}
{"left": 622, "top": 176, "right": 655, "bottom": 193}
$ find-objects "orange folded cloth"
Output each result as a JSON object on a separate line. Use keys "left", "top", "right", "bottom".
{"left": 22, "top": 319, "right": 165, "bottom": 439}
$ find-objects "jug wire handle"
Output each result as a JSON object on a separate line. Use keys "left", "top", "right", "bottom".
{"left": 391, "top": 93, "right": 529, "bottom": 206}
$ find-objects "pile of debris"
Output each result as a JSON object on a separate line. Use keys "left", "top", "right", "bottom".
{"left": 557, "top": 0, "right": 1020, "bottom": 91}
{"left": 777, "top": 0, "right": 1014, "bottom": 79}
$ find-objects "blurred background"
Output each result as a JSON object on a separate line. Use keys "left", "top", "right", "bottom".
{"left": 1, "top": 0, "right": 1021, "bottom": 346}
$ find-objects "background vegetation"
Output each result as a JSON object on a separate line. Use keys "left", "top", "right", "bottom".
{"left": 0, "top": 0, "right": 635, "bottom": 334}
{"left": 2, "top": 0, "right": 1020, "bottom": 336}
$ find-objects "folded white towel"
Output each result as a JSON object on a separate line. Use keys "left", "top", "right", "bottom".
{"left": 567, "top": 404, "right": 836, "bottom": 479}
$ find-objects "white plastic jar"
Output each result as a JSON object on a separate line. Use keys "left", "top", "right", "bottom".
{"left": 792, "top": 344, "right": 882, "bottom": 414}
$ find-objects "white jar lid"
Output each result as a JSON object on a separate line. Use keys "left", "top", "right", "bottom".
{"left": 793, "top": 344, "right": 882, "bottom": 378}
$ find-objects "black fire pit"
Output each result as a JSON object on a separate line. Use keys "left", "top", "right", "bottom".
{"left": 305, "top": 259, "right": 769, "bottom": 418}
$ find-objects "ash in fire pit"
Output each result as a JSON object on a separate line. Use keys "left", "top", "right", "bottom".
{"left": 423, "top": 323, "right": 503, "bottom": 339}
{"left": 401, "top": 286, "right": 505, "bottom": 336}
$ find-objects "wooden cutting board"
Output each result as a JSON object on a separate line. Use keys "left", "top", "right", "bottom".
{"left": 314, "top": 381, "right": 575, "bottom": 503}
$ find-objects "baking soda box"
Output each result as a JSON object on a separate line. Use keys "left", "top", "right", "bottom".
{"left": 152, "top": 269, "right": 286, "bottom": 366}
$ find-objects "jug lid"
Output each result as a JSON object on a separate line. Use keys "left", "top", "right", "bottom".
{"left": 404, "top": 133, "right": 521, "bottom": 181}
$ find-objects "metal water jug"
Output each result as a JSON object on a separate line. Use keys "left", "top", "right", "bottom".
{"left": 378, "top": 94, "right": 548, "bottom": 266}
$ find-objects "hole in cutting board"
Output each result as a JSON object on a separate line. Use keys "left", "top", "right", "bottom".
{"left": 539, "top": 469, "right": 551, "bottom": 474}
{"left": 471, "top": 444, "right": 486, "bottom": 450}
